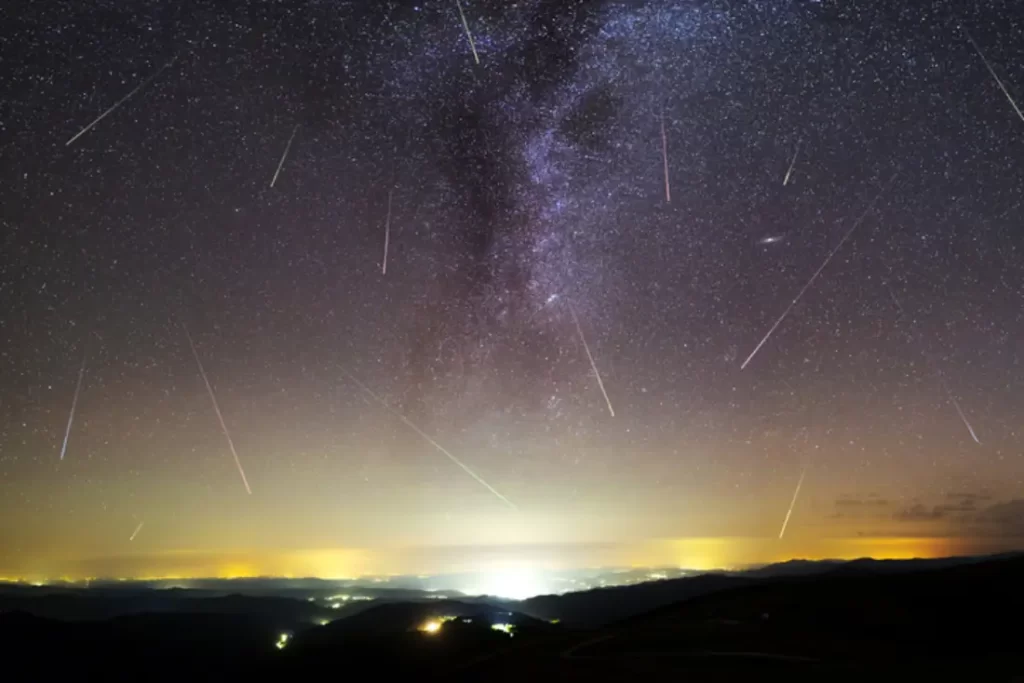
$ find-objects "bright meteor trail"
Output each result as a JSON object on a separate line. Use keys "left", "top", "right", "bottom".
{"left": 454, "top": 0, "right": 480, "bottom": 65}
{"left": 129, "top": 521, "right": 145, "bottom": 541}
{"left": 342, "top": 370, "right": 517, "bottom": 510}
{"left": 778, "top": 467, "right": 806, "bottom": 539}
{"left": 568, "top": 302, "right": 615, "bottom": 417}
{"left": 963, "top": 28, "right": 1024, "bottom": 125}
{"left": 660, "top": 114, "right": 671, "bottom": 202}
{"left": 741, "top": 176, "right": 896, "bottom": 370}
{"left": 58, "top": 352, "right": 87, "bottom": 461}
{"left": 66, "top": 57, "right": 176, "bottom": 147}
{"left": 182, "top": 324, "right": 252, "bottom": 495}
{"left": 270, "top": 125, "right": 299, "bottom": 188}
{"left": 941, "top": 378, "right": 981, "bottom": 445}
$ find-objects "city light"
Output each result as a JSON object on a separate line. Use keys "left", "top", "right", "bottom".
{"left": 490, "top": 623, "right": 515, "bottom": 636}
{"left": 275, "top": 632, "right": 291, "bottom": 650}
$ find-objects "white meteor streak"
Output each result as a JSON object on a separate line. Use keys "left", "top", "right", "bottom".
{"left": 130, "top": 521, "right": 145, "bottom": 541}
{"left": 568, "top": 302, "right": 615, "bottom": 417}
{"left": 342, "top": 371, "right": 517, "bottom": 510}
{"left": 660, "top": 114, "right": 671, "bottom": 202}
{"left": 783, "top": 140, "right": 801, "bottom": 186}
{"left": 778, "top": 468, "right": 806, "bottom": 539}
{"left": 66, "top": 57, "right": 176, "bottom": 147}
{"left": 741, "top": 176, "right": 896, "bottom": 370}
{"left": 182, "top": 324, "right": 252, "bottom": 495}
{"left": 963, "top": 28, "right": 1024, "bottom": 124}
{"left": 59, "top": 353, "right": 88, "bottom": 461}
{"left": 454, "top": 0, "right": 480, "bottom": 65}
{"left": 941, "top": 378, "right": 981, "bottom": 445}
{"left": 382, "top": 187, "right": 393, "bottom": 275}
{"left": 270, "top": 125, "right": 299, "bottom": 188}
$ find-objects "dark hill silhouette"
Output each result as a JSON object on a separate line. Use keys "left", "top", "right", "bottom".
{"left": 450, "top": 554, "right": 1024, "bottom": 682}
{"left": 518, "top": 573, "right": 752, "bottom": 626}
{"left": 3, "top": 555, "right": 1023, "bottom": 681}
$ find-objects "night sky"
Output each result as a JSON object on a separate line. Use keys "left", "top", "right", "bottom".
{"left": 2, "top": 0, "right": 1023, "bottom": 582}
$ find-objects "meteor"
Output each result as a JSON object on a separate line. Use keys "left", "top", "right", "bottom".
{"left": 963, "top": 28, "right": 1024, "bottom": 125}
{"left": 270, "top": 125, "right": 299, "bottom": 188}
{"left": 941, "top": 377, "right": 981, "bottom": 445}
{"left": 59, "top": 352, "right": 88, "bottom": 461}
{"left": 342, "top": 370, "right": 517, "bottom": 510}
{"left": 783, "top": 140, "right": 801, "bottom": 186}
{"left": 660, "top": 114, "right": 671, "bottom": 202}
{"left": 66, "top": 57, "right": 177, "bottom": 147}
{"left": 568, "top": 302, "right": 615, "bottom": 417}
{"left": 182, "top": 324, "right": 252, "bottom": 494}
{"left": 778, "top": 467, "right": 806, "bottom": 539}
{"left": 741, "top": 175, "right": 896, "bottom": 370}
{"left": 382, "top": 187, "right": 393, "bottom": 275}
{"left": 454, "top": 0, "right": 480, "bottom": 65}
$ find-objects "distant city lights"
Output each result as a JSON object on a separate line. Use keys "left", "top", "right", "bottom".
{"left": 275, "top": 632, "right": 291, "bottom": 650}
{"left": 419, "top": 615, "right": 456, "bottom": 635}
{"left": 490, "top": 623, "right": 515, "bottom": 637}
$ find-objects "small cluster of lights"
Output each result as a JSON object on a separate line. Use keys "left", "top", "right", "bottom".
{"left": 275, "top": 632, "right": 291, "bottom": 650}
{"left": 490, "top": 623, "right": 515, "bottom": 637}
{"left": 325, "top": 594, "right": 372, "bottom": 609}
{"left": 419, "top": 615, "right": 457, "bottom": 635}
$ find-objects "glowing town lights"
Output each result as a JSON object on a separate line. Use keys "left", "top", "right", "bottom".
{"left": 317, "top": 619, "right": 330, "bottom": 626}
{"left": 490, "top": 623, "right": 515, "bottom": 636}
{"left": 275, "top": 632, "right": 291, "bottom": 650}
{"left": 419, "top": 615, "right": 456, "bottom": 635}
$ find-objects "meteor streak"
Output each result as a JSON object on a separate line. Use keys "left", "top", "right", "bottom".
{"left": 342, "top": 370, "right": 517, "bottom": 510}
{"left": 568, "top": 302, "right": 615, "bottom": 417}
{"left": 741, "top": 175, "right": 896, "bottom": 370}
{"left": 778, "top": 467, "right": 806, "bottom": 539}
{"left": 382, "top": 187, "right": 393, "bottom": 275}
{"left": 783, "top": 141, "right": 801, "bottom": 186}
{"left": 66, "top": 57, "right": 176, "bottom": 147}
{"left": 182, "top": 324, "right": 252, "bottom": 494}
{"left": 454, "top": 0, "right": 480, "bottom": 65}
{"left": 941, "top": 378, "right": 981, "bottom": 445}
{"left": 963, "top": 28, "right": 1024, "bottom": 125}
{"left": 59, "top": 352, "right": 88, "bottom": 461}
{"left": 270, "top": 125, "right": 299, "bottom": 188}
{"left": 660, "top": 114, "right": 671, "bottom": 202}
{"left": 130, "top": 521, "right": 145, "bottom": 541}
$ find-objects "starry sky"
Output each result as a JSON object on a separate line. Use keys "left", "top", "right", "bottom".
{"left": 2, "top": 0, "right": 1023, "bottom": 581}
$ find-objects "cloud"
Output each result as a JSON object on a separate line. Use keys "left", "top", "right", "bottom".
{"left": 891, "top": 498, "right": 1024, "bottom": 537}
{"left": 832, "top": 494, "right": 890, "bottom": 518}
{"left": 944, "top": 491, "right": 993, "bottom": 508}
{"left": 973, "top": 499, "right": 1024, "bottom": 536}
{"left": 893, "top": 504, "right": 945, "bottom": 521}
{"left": 835, "top": 495, "right": 891, "bottom": 508}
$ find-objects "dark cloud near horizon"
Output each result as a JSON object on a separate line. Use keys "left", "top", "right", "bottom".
{"left": 892, "top": 498, "right": 1024, "bottom": 537}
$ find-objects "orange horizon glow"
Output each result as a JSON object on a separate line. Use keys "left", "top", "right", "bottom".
{"left": 2, "top": 535, "right": 1019, "bottom": 585}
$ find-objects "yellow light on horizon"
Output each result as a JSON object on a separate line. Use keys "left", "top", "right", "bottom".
{"left": 420, "top": 620, "right": 442, "bottom": 634}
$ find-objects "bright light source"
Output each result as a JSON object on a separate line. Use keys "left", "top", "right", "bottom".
{"left": 420, "top": 620, "right": 442, "bottom": 634}
{"left": 275, "top": 632, "right": 291, "bottom": 650}
{"left": 317, "top": 619, "right": 330, "bottom": 626}
{"left": 470, "top": 566, "right": 546, "bottom": 600}
{"left": 329, "top": 602, "right": 341, "bottom": 609}
{"left": 491, "top": 623, "right": 515, "bottom": 636}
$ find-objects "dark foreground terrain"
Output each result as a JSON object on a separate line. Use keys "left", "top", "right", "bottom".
{"left": 1, "top": 554, "right": 1022, "bottom": 681}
